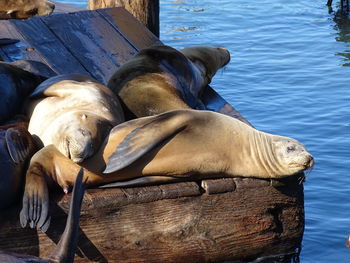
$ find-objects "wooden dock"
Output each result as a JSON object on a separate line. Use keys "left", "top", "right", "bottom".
{"left": 0, "top": 3, "right": 304, "bottom": 263}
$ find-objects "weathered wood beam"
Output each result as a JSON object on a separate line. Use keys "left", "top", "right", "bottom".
{"left": 0, "top": 177, "right": 304, "bottom": 263}
{"left": 88, "top": 0, "right": 160, "bottom": 37}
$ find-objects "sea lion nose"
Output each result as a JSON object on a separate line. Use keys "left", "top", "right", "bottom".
{"left": 307, "top": 155, "right": 314, "bottom": 168}
{"left": 216, "top": 47, "right": 231, "bottom": 65}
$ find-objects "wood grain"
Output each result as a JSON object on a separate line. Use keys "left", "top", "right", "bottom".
{"left": 97, "top": 8, "right": 162, "bottom": 51}
{"left": 0, "top": 177, "right": 304, "bottom": 263}
{"left": 88, "top": 0, "right": 160, "bottom": 37}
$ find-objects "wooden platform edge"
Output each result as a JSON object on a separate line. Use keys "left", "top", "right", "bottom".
{"left": 0, "top": 176, "right": 304, "bottom": 263}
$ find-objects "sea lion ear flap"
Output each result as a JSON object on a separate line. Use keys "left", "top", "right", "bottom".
{"left": 5, "top": 128, "right": 31, "bottom": 164}
{"left": 104, "top": 110, "right": 192, "bottom": 174}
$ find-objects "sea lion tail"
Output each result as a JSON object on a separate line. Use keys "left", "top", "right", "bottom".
{"left": 47, "top": 168, "right": 86, "bottom": 263}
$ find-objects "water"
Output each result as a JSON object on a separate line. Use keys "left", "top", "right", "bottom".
{"left": 57, "top": 0, "right": 350, "bottom": 262}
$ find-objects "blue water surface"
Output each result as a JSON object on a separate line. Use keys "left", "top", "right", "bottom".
{"left": 58, "top": 0, "right": 350, "bottom": 262}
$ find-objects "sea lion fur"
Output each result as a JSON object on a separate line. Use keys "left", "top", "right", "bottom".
{"left": 25, "top": 74, "right": 124, "bottom": 163}
{"left": 20, "top": 110, "right": 314, "bottom": 230}
{"left": 107, "top": 45, "right": 230, "bottom": 118}
{"left": 0, "top": 0, "right": 55, "bottom": 19}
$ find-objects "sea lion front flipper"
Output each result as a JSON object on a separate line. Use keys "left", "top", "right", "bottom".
{"left": 104, "top": 110, "right": 193, "bottom": 173}
{"left": 20, "top": 163, "right": 50, "bottom": 232}
{"left": 5, "top": 128, "right": 33, "bottom": 164}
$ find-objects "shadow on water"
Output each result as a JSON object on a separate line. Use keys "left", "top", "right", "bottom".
{"left": 329, "top": 3, "right": 350, "bottom": 65}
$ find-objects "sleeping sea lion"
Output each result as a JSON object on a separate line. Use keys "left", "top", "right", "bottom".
{"left": 0, "top": 0, "right": 55, "bottom": 19}
{"left": 1, "top": 168, "right": 85, "bottom": 262}
{"left": 107, "top": 45, "right": 230, "bottom": 118}
{"left": 25, "top": 74, "right": 124, "bottom": 163}
{"left": 0, "top": 61, "right": 47, "bottom": 123}
{"left": 20, "top": 109, "right": 314, "bottom": 230}
{"left": 0, "top": 121, "right": 36, "bottom": 209}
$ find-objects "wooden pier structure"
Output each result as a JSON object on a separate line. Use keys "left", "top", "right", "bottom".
{"left": 0, "top": 2, "right": 304, "bottom": 262}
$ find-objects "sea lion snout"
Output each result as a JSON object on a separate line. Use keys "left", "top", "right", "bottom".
{"left": 216, "top": 47, "right": 231, "bottom": 67}
{"left": 305, "top": 155, "right": 314, "bottom": 169}
{"left": 39, "top": 0, "right": 55, "bottom": 16}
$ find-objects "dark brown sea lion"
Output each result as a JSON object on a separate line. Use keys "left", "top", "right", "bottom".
{"left": 1, "top": 168, "right": 85, "bottom": 262}
{"left": 107, "top": 45, "right": 230, "bottom": 118}
{"left": 0, "top": 0, "right": 55, "bottom": 19}
{"left": 25, "top": 74, "right": 124, "bottom": 163}
{"left": 0, "top": 121, "right": 36, "bottom": 209}
{"left": 20, "top": 109, "right": 314, "bottom": 230}
{"left": 0, "top": 61, "right": 47, "bottom": 123}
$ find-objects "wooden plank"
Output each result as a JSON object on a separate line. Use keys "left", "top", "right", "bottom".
{"left": 0, "top": 177, "right": 303, "bottom": 262}
{"left": 0, "top": 22, "right": 47, "bottom": 63}
{"left": 201, "top": 84, "right": 253, "bottom": 127}
{"left": 98, "top": 7, "right": 162, "bottom": 51}
{"left": 10, "top": 18, "right": 90, "bottom": 75}
{"left": 89, "top": 0, "right": 160, "bottom": 37}
{"left": 41, "top": 9, "right": 137, "bottom": 84}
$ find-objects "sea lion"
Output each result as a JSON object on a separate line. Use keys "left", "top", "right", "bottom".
{"left": 0, "top": 0, "right": 55, "bottom": 19}
{"left": 1, "top": 168, "right": 85, "bottom": 263}
{"left": 107, "top": 45, "right": 230, "bottom": 118}
{"left": 0, "top": 61, "right": 47, "bottom": 123}
{"left": 25, "top": 74, "right": 124, "bottom": 163}
{"left": 20, "top": 109, "right": 314, "bottom": 230}
{"left": 0, "top": 121, "right": 37, "bottom": 209}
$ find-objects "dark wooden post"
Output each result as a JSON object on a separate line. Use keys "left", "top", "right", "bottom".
{"left": 88, "top": 0, "right": 160, "bottom": 37}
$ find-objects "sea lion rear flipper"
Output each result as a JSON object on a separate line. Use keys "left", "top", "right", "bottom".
{"left": 5, "top": 128, "right": 32, "bottom": 164}
{"left": 20, "top": 163, "right": 51, "bottom": 232}
{"left": 48, "top": 168, "right": 85, "bottom": 263}
{"left": 104, "top": 110, "right": 193, "bottom": 173}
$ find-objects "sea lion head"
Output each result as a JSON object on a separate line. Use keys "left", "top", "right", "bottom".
{"left": 36, "top": 0, "right": 55, "bottom": 17}
{"left": 55, "top": 112, "right": 112, "bottom": 163}
{"left": 270, "top": 135, "right": 314, "bottom": 176}
{"left": 1, "top": 0, "right": 55, "bottom": 19}
{"left": 180, "top": 46, "right": 231, "bottom": 82}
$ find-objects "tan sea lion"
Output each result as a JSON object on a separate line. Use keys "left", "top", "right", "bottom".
{"left": 0, "top": 61, "right": 48, "bottom": 123}
{"left": 20, "top": 109, "right": 314, "bottom": 230}
{"left": 0, "top": 0, "right": 55, "bottom": 19}
{"left": 25, "top": 74, "right": 124, "bottom": 163}
{"left": 0, "top": 121, "right": 37, "bottom": 209}
{"left": 2, "top": 168, "right": 85, "bottom": 262}
{"left": 107, "top": 45, "right": 230, "bottom": 118}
